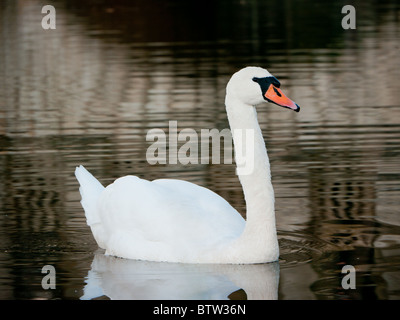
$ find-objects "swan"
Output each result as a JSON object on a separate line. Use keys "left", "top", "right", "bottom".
{"left": 75, "top": 66, "right": 300, "bottom": 264}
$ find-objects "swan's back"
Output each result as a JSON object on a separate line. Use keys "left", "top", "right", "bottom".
{"left": 90, "top": 175, "right": 245, "bottom": 262}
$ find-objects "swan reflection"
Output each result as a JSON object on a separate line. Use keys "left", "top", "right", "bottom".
{"left": 81, "top": 251, "right": 279, "bottom": 300}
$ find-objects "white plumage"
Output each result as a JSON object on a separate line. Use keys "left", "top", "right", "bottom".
{"left": 75, "top": 66, "right": 300, "bottom": 264}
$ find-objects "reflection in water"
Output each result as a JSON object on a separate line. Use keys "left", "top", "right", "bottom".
{"left": 81, "top": 251, "right": 280, "bottom": 300}
{"left": 0, "top": 0, "right": 399, "bottom": 299}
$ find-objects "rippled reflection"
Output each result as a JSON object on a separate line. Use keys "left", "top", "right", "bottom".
{"left": 0, "top": 0, "right": 399, "bottom": 299}
{"left": 81, "top": 251, "right": 279, "bottom": 300}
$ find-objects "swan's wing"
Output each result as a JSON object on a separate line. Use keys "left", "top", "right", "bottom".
{"left": 152, "top": 178, "right": 245, "bottom": 238}
{"left": 96, "top": 176, "right": 245, "bottom": 261}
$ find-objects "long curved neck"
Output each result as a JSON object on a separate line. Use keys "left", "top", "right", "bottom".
{"left": 225, "top": 95, "right": 278, "bottom": 251}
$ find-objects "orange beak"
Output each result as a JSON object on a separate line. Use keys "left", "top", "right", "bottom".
{"left": 264, "top": 84, "right": 300, "bottom": 112}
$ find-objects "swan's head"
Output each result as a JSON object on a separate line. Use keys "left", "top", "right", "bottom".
{"left": 226, "top": 66, "right": 300, "bottom": 112}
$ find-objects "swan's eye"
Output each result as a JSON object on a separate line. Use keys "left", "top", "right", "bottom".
{"left": 252, "top": 76, "right": 281, "bottom": 89}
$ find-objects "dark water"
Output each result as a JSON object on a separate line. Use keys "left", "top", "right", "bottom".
{"left": 1, "top": 0, "right": 400, "bottom": 300}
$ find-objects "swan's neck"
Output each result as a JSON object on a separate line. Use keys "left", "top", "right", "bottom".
{"left": 225, "top": 95, "right": 278, "bottom": 260}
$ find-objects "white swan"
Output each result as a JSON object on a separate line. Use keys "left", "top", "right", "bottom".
{"left": 75, "top": 66, "right": 300, "bottom": 264}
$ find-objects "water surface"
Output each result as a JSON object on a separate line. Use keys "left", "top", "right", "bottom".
{"left": 0, "top": 0, "right": 400, "bottom": 300}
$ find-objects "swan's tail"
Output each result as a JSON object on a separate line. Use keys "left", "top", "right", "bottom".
{"left": 75, "top": 165, "right": 105, "bottom": 226}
